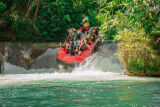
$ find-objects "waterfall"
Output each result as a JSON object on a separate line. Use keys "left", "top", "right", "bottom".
{"left": 1, "top": 42, "right": 158, "bottom": 85}
{"left": 1, "top": 44, "right": 8, "bottom": 74}
{"left": 0, "top": 41, "right": 124, "bottom": 74}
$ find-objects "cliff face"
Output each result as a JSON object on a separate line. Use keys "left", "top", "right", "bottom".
{"left": 0, "top": 43, "right": 60, "bottom": 74}
{"left": 0, "top": 43, "right": 5, "bottom": 73}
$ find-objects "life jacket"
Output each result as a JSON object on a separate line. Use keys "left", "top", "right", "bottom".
{"left": 82, "top": 16, "right": 89, "bottom": 27}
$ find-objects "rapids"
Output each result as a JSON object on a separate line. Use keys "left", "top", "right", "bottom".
{"left": 0, "top": 41, "right": 159, "bottom": 86}
{"left": 0, "top": 42, "right": 160, "bottom": 106}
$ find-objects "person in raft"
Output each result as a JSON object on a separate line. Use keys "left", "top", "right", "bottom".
{"left": 78, "top": 34, "right": 92, "bottom": 56}
{"left": 60, "top": 28, "right": 77, "bottom": 55}
{"left": 78, "top": 27, "right": 99, "bottom": 56}
{"left": 59, "top": 38, "right": 72, "bottom": 55}
{"left": 59, "top": 27, "right": 98, "bottom": 56}
{"left": 79, "top": 14, "right": 90, "bottom": 33}
{"left": 67, "top": 28, "right": 78, "bottom": 41}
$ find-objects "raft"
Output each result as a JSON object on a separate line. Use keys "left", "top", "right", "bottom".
{"left": 57, "top": 38, "right": 99, "bottom": 65}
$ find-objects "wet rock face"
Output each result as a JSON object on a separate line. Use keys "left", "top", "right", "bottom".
{"left": 4, "top": 43, "right": 59, "bottom": 70}
{"left": 2, "top": 41, "right": 123, "bottom": 74}
{"left": 0, "top": 43, "right": 5, "bottom": 73}
{"left": 98, "top": 41, "right": 118, "bottom": 54}
{"left": 6, "top": 44, "right": 45, "bottom": 69}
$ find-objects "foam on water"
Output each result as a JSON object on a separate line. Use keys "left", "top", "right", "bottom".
{"left": 1, "top": 70, "right": 159, "bottom": 86}
{"left": 1, "top": 52, "right": 160, "bottom": 86}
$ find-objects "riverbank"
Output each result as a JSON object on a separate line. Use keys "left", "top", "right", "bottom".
{"left": 125, "top": 70, "right": 160, "bottom": 77}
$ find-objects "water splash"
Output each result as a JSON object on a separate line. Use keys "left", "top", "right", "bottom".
{"left": 20, "top": 49, "right": 32, "bottom": 60}
{"left": 73, "top": 52, "right": 124, "bottom": 74}
{"left": 1, "top": 42, "right": 159, "bottom": 86}
{"left": 1, "top": 45, "right": 8, "bottom": 74}
{"left": 1, "top": 52, "right": 159, "bottom": 86}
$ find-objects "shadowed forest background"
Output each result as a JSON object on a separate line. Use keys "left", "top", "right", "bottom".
{"left": 0, "top": 0, "right": 159, "bottom": 42}
{"left": 0, "top": 0, "right": 160, "bottom": 73}
{"left": 0, "top": 0, "right": 99, "bottom": 42}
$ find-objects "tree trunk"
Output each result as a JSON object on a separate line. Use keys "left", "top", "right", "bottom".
{"left": 155, "top": 37, "right": 160, "bottom": 45}
{"left": 25, "top": 0, "right": 35, "bottom": 18}
{"left": 33, "top": 0, "right": 40, "bottom": 21}
{"left": 26, "top": 0, "right": 31, "bottom": 11}
{"left": 0, "top": 18, "right": 2, "bottom": 25}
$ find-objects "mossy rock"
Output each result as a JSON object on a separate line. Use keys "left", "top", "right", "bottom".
{"left": 124, "top": 69, "right": 160, "bottom": 77}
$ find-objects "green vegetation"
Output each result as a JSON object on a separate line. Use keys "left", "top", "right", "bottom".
{"left": 0, "top": 0, "right": 98, "bottom": 42}
{"left": 97, "top": 0, "right": 160, "bottom": 39}
{"left": 0, "top": 0, "right": 159, "bottom": 73}
{"left": 97, "top": 0, "right": 160, "bottom": 73}
{"left": 0, "top": 2, "right": 6, "bottom": 14}
{"left": 115, "top": 30, "right": 160, "bottom": 73}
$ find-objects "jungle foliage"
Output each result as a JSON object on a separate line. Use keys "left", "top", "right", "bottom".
{"left": 97, "top": 0, "right": 160, "bottom": 73}
{"left": 97, "top": 0, "right": 160, "bottom": 39}
{"left": 0, "top": 1, "right": 6, "bottom": 14}
{"left": 0, "top": 0, "right": 98, "bottom": 42}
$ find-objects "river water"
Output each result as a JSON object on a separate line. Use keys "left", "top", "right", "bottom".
{"left": 0, "top": 42, "right": 160, "bottom": 106}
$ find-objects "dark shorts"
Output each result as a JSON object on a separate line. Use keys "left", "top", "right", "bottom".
{"left": 78, "top": 26, "right": 90, "bottom": 33}
{"left": 74, "top": 52, "right": 78, "bottom": 56}
{"left": 66, "top": 47, "right": 72, "bottom": 54}
{"left": 80, "top": 43, "right": 86, "bottom": 51}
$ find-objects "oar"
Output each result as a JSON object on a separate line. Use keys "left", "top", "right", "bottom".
{"left": 89, "top": 38, "right": 100, "bottom": 54}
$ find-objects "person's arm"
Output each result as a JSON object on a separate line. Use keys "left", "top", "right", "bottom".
{"left": 78, "top": 41, "right": 82, "bottom": 50}
{"left": 86, "top": 44, "right": 91, "bottom": 50}
{"left": 80, "top": 37, "right": 85, "bottom": 42}
{"left": 63, "top": 43, "right": 66, "bottom": 46}
{"left": 84, "top": 39, "right": 91, "bottom": 50}
{"left": 90, "top": 39, "right": 94, "bottom": 45}
{"left": 81, "top": 20, "right": 83, "bottom": 25}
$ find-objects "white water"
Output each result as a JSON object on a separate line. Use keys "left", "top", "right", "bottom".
{"left": 1, "top": 52, "right": 159, "bottom": 86}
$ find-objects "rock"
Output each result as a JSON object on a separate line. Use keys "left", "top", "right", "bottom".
{"left": 124, "top": 69, "right": 160, "bottom": 77}
{"left": 4, "top": 43, "right": 59, "bottom": 70}
{"left": 0, "top": 43, "right": 5, "bottom": 73}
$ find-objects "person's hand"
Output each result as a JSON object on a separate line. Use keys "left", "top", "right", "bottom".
{"left": 87, "top": 45, "right": 91, "bottom": 50}
{"left": 59, "top": 42, "right": 62, "bottom": 47}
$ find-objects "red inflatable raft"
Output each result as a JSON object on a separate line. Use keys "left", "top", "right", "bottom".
{"left": 57, "top": 39, "right": 99, "bottom": 65}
